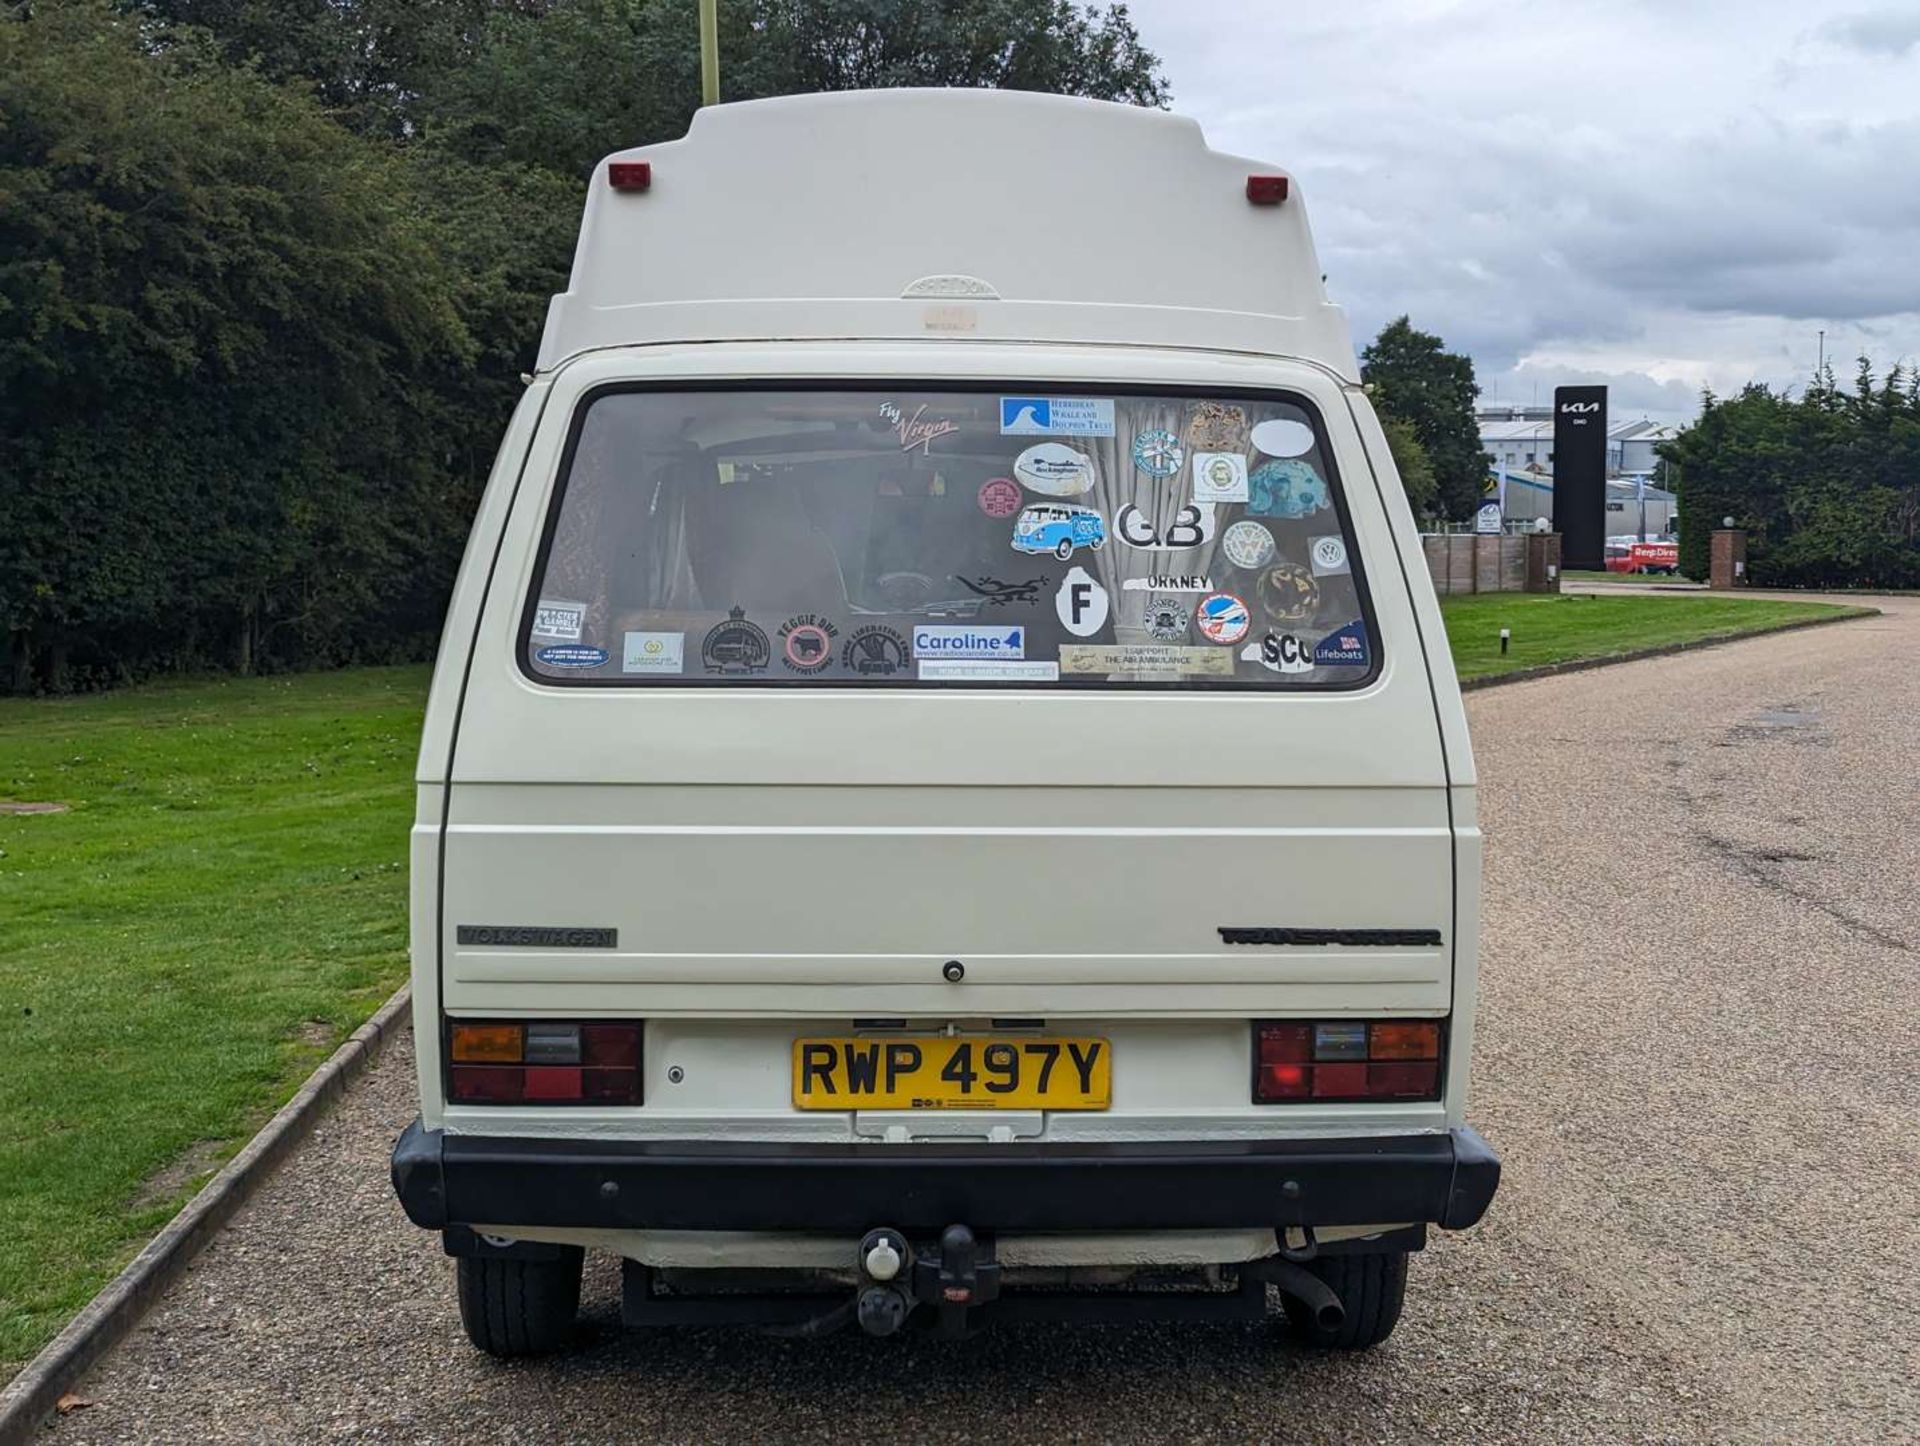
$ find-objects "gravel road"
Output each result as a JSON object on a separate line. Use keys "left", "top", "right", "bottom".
{"left": 43, "top": 597, "right": 1920, "bottom": 1444}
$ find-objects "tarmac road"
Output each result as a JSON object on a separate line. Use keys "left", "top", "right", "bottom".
{"left": 43, "top": 596, "right": 1920, "bottom": 1444}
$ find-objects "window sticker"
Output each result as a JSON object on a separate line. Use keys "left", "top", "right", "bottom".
{"left": 1131, "top": 429, "right": 1184, "bottom": 478}
{"left": 1013, "top": 443, "right": 1097, "bottom": 498}
{"left": 1142, "top": 598, "right": 1190, "bottom": 640}
{"left": 1012, "top": 503, "right": 1106, "bottom": 559}
{"left": 1313, "top": 619, "right": 1371, "bottom": 667}
{"left": 977, "top": 477, "right": 1023, "bottom": 517}
{"left": 1256, "top": 563, "right": 1320, "bottom": 622}
{"left": 955, "top": 575, "right": 1047, "bottom": 607}
{"left": 1249, "top": 459, "right": 1331, "bottom": 518}
{"left": 1187, "top": 401, "right": 1250, "bottom": 451}
{"left": 880, "top": 400, "right": 958, "bottom": 454}
{"left": 1055, "top": 566, "right": 1110, "bottom": 637}
{"left": 622, "top": 631, "right": 684, "bottom": 674}
{"left": 1191, "top": 452, "right": 1250, "bottom": 504}
{"left": 1243, "top": 631, "right": 1315, "bottom": 673}
{"left": 1059, "top": 644, "right": 1231, "bottom": 677}
{"left": 532, "top": 599, "right": 587, "bottom": 641}
{"left": 1309, "top": 536, "right": 1351, "bottom": 577}
{"left": 912, "top": 624, "right": 1025, "bottom": 660}
{"left": 1195, "top": 593, "right": 1252, "bottom": 645}
{"left": 701, "top": 608, "right": 771, "bottom": 675}
{"left": 918, "top": 659, "right": 1060, "bottom": 682}
{"left": 536, "top": 644, "right": 609, "bottom": 669}
{"left": 841, "top": 625, "right": 909, "bottom": 676}
{"left": 1000, "top": 397, "right": 1116, "bottom": 437}
{"left": 779, "top": 615, "right": 839, "bottom": 673}
{"left": 1116, "top": 502, "right": 1215, "bottom": 551}
{"left": 1121, "top": 571, "right": 1214, "bottom": 593}
{"left": 1221, "top": 520, "right": 1276, "bottom": 570}
{"left": 1250, "top": 417, "right": 1317, "bottom": 459}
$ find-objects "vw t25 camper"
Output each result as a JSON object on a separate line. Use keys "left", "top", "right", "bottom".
{"left": 391, "top": 89, "right": 1499, "bottom": 1354}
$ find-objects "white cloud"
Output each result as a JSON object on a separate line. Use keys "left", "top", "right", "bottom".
{"left": 1128, "top": 0, "right": 1920, "bottom": 422}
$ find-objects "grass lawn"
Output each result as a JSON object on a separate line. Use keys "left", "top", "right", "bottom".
{"left": 0, "top": 666, "right": 425, "bottom": 1376}
{"left": 1440, "top": 592, "right": 1870, "bottom": 680}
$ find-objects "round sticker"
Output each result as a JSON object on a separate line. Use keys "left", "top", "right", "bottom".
{"left": 1249, "top": 459, "right": 1331, "bottom": 519}
{"left": 1195, "top": 593, "right": 1252, "bottom": 645}
{"left": 1310, "top": 536, "right": 1348, "bottom": 575}
{"left": 1256, "top": 563, "right": 1320, "bottom": 622}
{"left": 1222, "top": 520, "right": 1277, "bottom": 570}
{"left": 1143, "top": 598, "right": 1189, "bottom": 640}
{"left": 779, "top": 614, "right": 838, "bottom": 673}
{"left": 1013, "top": 442, "right": 1096, "bottom": 498}
{"left": 701, "top": 607, "right": 771, "bottom": 675}
{"left": 841, "top": 625, "right": 909, "bottom": 676}
{"left": 1131, "top": 429, "right": 1184, "bottom": 478}
{"left": 978, "top": 477, "right": 1022, "bottom": 518}
{"left": 1250, "top": 417, "right": 1317, "bottom": 458}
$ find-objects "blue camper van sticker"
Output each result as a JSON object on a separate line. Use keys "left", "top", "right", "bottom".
{"left": 1011, "top": 504, "right": 1107, "bottom": 560}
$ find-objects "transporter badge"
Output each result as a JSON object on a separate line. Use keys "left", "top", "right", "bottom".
{"left": 702, "top": 606, "right": 771, "bottom": 675}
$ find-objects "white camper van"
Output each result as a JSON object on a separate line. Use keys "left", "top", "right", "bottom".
{"left": 391, "top": 89, "right": 1498, "bottom": 1353}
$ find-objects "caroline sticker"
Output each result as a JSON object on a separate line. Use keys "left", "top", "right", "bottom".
{"left": 1313, "top": 619, "right": 1371, "bottom": 667}
{"left": 1055, "top": 566, "right": 1110, "bottom": 637}
{"left": 1131, "top": 429, "right": 1184, "bottom": 478}
{"left": 912, "top": 624, "right": 1025, "bottom": 660}
{"left": 978, "top": 477, "right": 1023, "bottom": 518}
{"left": 1309, "top": 536, "right": 1350, "bottom": 576}
{"left": 1142, "top": 598, "right": 1189, "bottom": 640}
{"left": 1195, "top": 593, "right": 1252, "bottom": 645}
{"left": 1242, "top": 631, "right": 1315, "bottom": 673}
{"left": 1014, "top": 443, "right": 1096, "bottom": 498}
{"left": 1249, "top": 459, "right": 1331, "bottom": 518}
{"left": 842, "top": 625, "right": 909, "bottom": 676}
{"left": 532, "top": 599, "right": 587, "bottom": 641}
{"left": 1000, "top": 397, "right": 1116, "bottom": 437}
{"left": 1222, "top": 520, "right": 1276, "bottom": 570}
{"left": 622, "top": 631, "right": 684, "bottom": 674}
{"left": 1257, "top": 563, "right": 1320, "bottom": 622}
{"left": 1191, "top": 452, "right": 1250, "bottom": 504}
{"left": 536, "top": 645, "right": 608, "bottom": 669}
{"left": 1115, "top": 502, "right": 1216, "bottom": 551}
{"left": 1058, "top": 645, "right": 1232, "bottom": 677}
{"left": 701, "top": 607, "right": 771, "bottom": 675}
{"left": 779, "top": 614, "right": 839, "bottom": 673}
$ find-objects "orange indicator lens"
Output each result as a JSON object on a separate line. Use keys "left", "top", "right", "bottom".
{"left": 450, "top": 1023, "right": 523, "bottom": 1063}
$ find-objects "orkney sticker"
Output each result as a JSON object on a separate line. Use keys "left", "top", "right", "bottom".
{"left": 1191, "top": 452, "right": 1250, "bottom": 504}
{"left": 779, "top": 614, "right": 839, "bottom": 673}
{"left": 1055, "top": 565, "right": 1110, "bottom": 637}
{"left": 978, "top": 477, "right": 1023, "bottom": 518}
{"left": 841, "top": 625, "right": 909, "bottom": 676}
{"left": 535, "top": 644, "right": 609, "bottom": 669}
{"left": 1115, "top": 502, "right": 1216, "bottom": 551}
{"left": 1313, "top": 619, "right": 1372, "bottom": 667}
{"left": 1131, "top": 428, "right": 1184, "bottom": 478}
{"left": 1250, "top": 417, "right": 1317, "bottom": 459}
{"left": 1256, "top": 563, "right": 1320, "bottom": 622}
{"left": 1309, "top": 535, "right": 1351, "bottom": 576}
{"left": 1121, "top": 572, "right": 1214, "bottom": 592}
{"left": 912, "top": 624, "right": 1025, "bottom": 660}
{"left": 1242, "top": 631, "right": 1315, "bottom": 673}
{"left": 1000, "top": 397, "right": 1116, "bottom": 437}
{"left": 701, "top": 607, "right": 771, "bottom": 675}
{"left": 918, "top": 659, "right": 1061, "bottom": 682}
{"left": 1195, "top": 593, "right": 1252, "bottom": 645}
{"left": 622, "top": 631, "right": 684, "bottom": 674}
{"left": 956, "top": 574, "right": 1046, "bottom": 607}
{"left": 1142, "top": 598, "right": 1189, "bottom": 640}
{"left": 1221, "top": 520, "right": 1277, "bottom": 570}
{"left": 880, "top": 400, "right": 959, "bottom": 454}
{"left": 532, "top": 599, "right": 587, "bottom": 641}
{"left": 1249, "top": 458, "right": 1331, "bottom": 518}
{"left": 1059, "top": 644, "right": 1232, "bottom": 677}
{"left": 1013, "top": 442, "right": 1097, "bottom": 498}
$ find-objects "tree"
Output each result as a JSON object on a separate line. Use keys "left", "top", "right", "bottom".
{"left": 1378, "top": 414, "right": 1438, "bottom": 515}
{"left": 1361, "top": 317, "right": 1484, "bottom": 523}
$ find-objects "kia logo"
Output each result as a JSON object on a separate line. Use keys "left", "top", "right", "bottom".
{"left": 1561, "top": 401, "right": 1601, "bottom": 414}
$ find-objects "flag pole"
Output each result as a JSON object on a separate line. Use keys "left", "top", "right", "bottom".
{"left": 699, "top": 0, "right": 720, "bottom": 106}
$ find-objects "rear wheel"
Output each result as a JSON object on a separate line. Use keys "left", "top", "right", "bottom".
{"left": 456, "top": 1248, "right": 584, "bottom": 1357}
{"left": 1281, "top": 1251, "right": 1407, "bottom": 1350}
{"left": 1055, "top": 539, "right": 1074, "bottom": 560}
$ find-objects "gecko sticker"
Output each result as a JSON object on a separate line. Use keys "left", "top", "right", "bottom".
{"left": 1013, "top": 442, "right": 1097, "bottom": 498}
{"left": 1131, "top": 429, "right": 1184, "bottom": 478}
{"left": 1194, "top": 593, "right": 1252, "bottom": 645}
{"left": 955, "top": 575, "right": 1046, "bottom": 607}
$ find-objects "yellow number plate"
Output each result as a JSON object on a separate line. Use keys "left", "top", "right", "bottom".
{"left": 792, "top": 1036, "right": 1111, "bottom": 1110}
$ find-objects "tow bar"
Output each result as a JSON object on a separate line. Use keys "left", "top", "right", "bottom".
{"left": 856, "top": 1224, "right": 1000, "bottom": 1337}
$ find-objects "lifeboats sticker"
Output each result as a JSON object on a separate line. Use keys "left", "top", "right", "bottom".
{"left": 912, "top": 624, "right": 1025, "bottom": 660}
{"left": 1014, "top": 443, "right": 1097, "bottom": 498}
{"left": 1195, "top": 593, "right": 1252, "bottom": 645}
{"left": 779, "top": 614, "right": 839, "bottom": 673}
{"left": 1000, "top": 397, "right": 1116, "bottom": 437}
{"left": 536, "top": 644, "right": 609, "bottom": 669}
{"left": 621, "top": 631, "right": 684, "bottom": 674}
{"left": 1242, "top": 631, "right": 1315, "bottom": 673}
{"left": 1055, "top": 566, "right": 1110, "bottom": 637}
{"left": 1313, "top": 619, "right": 1372, "bottom": 667}
{"left": 1191, "top": 452, "right": 1250, "bottom": 504}
{"left": 532, "top": 599, "right": 587, "bottom": 641}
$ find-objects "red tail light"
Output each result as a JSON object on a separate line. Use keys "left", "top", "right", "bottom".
{"left": 449, "top": 1020, "right": 643, "bottom": 1105}
{"left": 1246, "top": 174, "right": 1289, "bottom": 205}
{"left": 607, "top": 161, "right": 652, "bottom": 191}
{"left": 1254, "top": 1019, "right": 1443, "bottom": 1103}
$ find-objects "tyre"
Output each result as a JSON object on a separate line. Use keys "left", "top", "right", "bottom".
{"left": 1055, "top": 539, "right": 1074, "bottom": 560}
{"left": 456, "top": 1247, "right": 584, "bottom": 1357}
{"left": 1280, "top": 1250, "right": 1407, "bottom": 1350}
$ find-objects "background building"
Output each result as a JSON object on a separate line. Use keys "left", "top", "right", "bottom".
{"left": 1477, "top": 407, "right": 1679, "bottom": 537}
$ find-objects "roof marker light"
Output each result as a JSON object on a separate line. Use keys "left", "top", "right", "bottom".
{"left": 608, "top": 161, "right": 652, "bottom": 192}
{"left": 1246, "top": 174, "right": 1289, "bottom": 206}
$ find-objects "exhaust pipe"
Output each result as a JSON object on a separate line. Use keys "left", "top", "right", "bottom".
{"left": 1250, "top": 1257, "right": 1345, "bottom": 1332}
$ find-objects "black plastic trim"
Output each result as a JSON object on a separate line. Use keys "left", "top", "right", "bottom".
{"left": 391, "top": 1119, "right": 1499, "bottom": 1235}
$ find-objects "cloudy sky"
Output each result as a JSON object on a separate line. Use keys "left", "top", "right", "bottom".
{"left": 1130, "top": 0, "right": 1920, "bottom": 422}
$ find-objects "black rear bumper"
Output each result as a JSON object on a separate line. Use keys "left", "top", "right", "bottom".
{"left": 391, "top": 1120, "right": 1499, "bottom": 1234}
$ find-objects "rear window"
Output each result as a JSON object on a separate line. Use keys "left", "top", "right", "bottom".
{"left": 520, "top": 386, "right": 1378, "bottom": 689}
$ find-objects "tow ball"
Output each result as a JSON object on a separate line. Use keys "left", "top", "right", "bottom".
{"left": 854, "top": 1224, "right": 999, "bottom": 1337}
